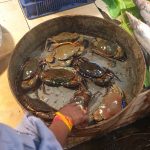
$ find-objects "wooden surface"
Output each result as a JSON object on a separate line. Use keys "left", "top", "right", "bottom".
{"left": 0, "top": 0, "right": 103, "bottom": 127}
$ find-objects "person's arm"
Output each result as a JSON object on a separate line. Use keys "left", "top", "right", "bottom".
{"left": 49, "top": 117, "right": 69, "bottom": 146}
{"left": 49, "top": 103, "right": 88, "bottom": 146}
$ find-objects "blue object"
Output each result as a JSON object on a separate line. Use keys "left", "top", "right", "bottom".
{"left": 0, "top": 114, "right": 62, "bottom": 150}
{"left": 19, "top": 0, "right": 95, "bottom": 19}
{"left": 121, "top": 99, "right": 126, "bottom": 109}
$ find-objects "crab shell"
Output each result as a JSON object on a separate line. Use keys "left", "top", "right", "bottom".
{"left": 92, "top": 38, "right": 127, "bottom": 61}
{"left": 73, "top": 57, "right": 106, "bottom": 78}
{"left": 48, "top": 59, "right": 73, "bottom": 68}
{"left": 44, "top": 51, "right": 55, "bottom": 63}
{"left": 41, "top": 51, "right": 73, "bottom": 68}
{"left": 93, "top": 84, "right": 126, "bottom": 121}
{"left": 93, "top": 70, "right": 116, "bottom": 87}
{"left": 51, "top": 32, "right": 80, "bottom": 43}
{"left": 22, "top": 58, "right": 39, "bottom": 81}
{"left": 71, "top": 88, "right": 92, "bottom": 109}
{"left": 54, "top": 42, "right": 84, "bottom": 61}
{"left": 43, "top": 40, "right": 85, "bottom": 67}
{"left": 21, "top": 75, "right": 42, "bottom": 92}
{"left": 20, "top": 58, "right": 42, "bottom": 92}
{"left": 40, "top": 67, "right": 82, "bottom": 88}
{"left": 73, "top": 57, "right": 119, "bottom": 87}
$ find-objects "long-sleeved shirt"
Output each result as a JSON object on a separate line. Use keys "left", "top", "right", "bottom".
{"left": 0, "top": 113, "right": 63, "bottom": 150}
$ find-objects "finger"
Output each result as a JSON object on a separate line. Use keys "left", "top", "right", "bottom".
{"left": 71, "top": 102, "right": 79, "bottom": 106}
{"left": 83, "top": 114, "right": 89, "bottom": 122}
{"left": 75, "top": 115, "right": 88, "bottom": 128}
{"left": 69, "top": 102, "right": 76, "bottom": 106}
{"left": 80, "top": 114, "right": 88, "bottom": 123}
{"left": 79, "top": 105, "right": 87, "bottom": 114}
{"left": 79, "top": 121, "right": 88, "bottom": 128}
{"left": 78, "top": 104, "right": 84, "bottom": 110}
{"left": 76, "top": 104, "right": 87, "bottom": 113}
{"left": 82, "top": 109, "right": 87, "bottom": 114}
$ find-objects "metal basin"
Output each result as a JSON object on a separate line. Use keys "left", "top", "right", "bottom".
{"left": 8, "top": 15, "right": 145, "bottom": 136}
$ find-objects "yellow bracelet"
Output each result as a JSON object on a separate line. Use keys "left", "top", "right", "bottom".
{"left": 55, "top": 112, "right": 73, "bottom": 131}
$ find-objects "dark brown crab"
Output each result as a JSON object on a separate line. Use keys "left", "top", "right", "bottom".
{"left": 70, "top": 86, "right": 92, "bottom": 109}
{"left": 51, "top": 32, "right": 80, "bottom": 43}
{"left": 20, "top": 58, "right": 42, "bottom": 91}
{"left": 20, "top": 58, "right": 83, "bottom": 90}
{"left": 21, "top": 75, "right": 41, "bottom": 91}
{"left": 91, "top": 37, "right": 127, "bottom": 61}
{"left": 22, "top": 58, "right": 39, "bottom": 80}
{"left": 42, "top": 38, "right": 85, "bottom": 67}
{"left": 72, "top": 57, "right": 120, "bottom": 87}
{"left": 40, "top": 67, "right": 82, "bottom": 89}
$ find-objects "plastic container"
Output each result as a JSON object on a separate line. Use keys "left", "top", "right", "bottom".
{"left": 20, "top": 0, "right": 95, "bottom": 19}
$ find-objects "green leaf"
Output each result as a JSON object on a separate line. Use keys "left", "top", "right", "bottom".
{"left": 126, "top": 7, "right": 141, "bottom": 18}
{"left": 118, "top": 12, "right": 133, "bottom": 35}
{"left": 119, "top": 0, "right": 135, "bottom": 9}
{"left": 102, "top": 0, "right": 120, "bottom": 18}
{"left": 102, "top": 0, "right": 136, "bottom": 18}
{"left": 144, "top": 67, "right": 150, "bottom": 88}
{"left": 101, "top": 0, "right": 141, "bottom": 34}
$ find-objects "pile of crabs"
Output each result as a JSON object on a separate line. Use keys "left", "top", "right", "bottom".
{"left": 19, "top": 32, "right": 127, "bottom": 123}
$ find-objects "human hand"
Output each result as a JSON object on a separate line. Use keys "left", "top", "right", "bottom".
{"left": 59, "top": 103, "right": 88, "bottom": 126}
{"left": 50, "top": 103, "right": 88, "bottom": 146}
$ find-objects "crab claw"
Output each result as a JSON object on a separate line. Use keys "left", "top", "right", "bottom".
{"left": 71, "top": 85, "right": 92, "bottom": 109}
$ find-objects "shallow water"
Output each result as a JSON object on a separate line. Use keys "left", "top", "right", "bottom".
{"left": 25, "top": 33, "right": 131, "bottom": 116}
